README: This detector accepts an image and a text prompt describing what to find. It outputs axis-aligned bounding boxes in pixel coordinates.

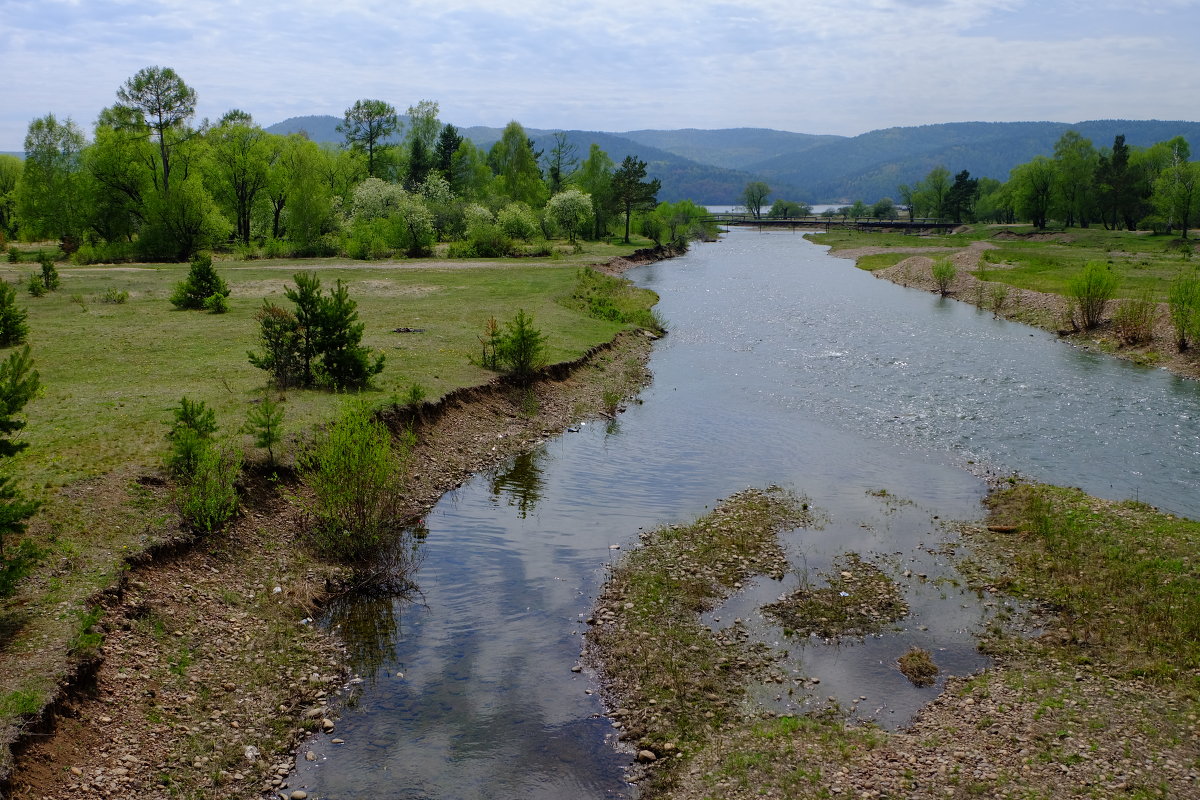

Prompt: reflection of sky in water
[293,229,1200,799]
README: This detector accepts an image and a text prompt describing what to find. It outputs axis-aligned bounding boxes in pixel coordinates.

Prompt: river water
[289,228,1200,799]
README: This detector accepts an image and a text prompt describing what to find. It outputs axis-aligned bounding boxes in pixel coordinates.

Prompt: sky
[2,0,1198,151]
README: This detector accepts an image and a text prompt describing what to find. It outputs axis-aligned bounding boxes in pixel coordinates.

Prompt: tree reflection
[488,449,546,519]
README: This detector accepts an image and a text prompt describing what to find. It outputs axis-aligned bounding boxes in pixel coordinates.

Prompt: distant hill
[617,127,841,171]
[742,120,1200,203]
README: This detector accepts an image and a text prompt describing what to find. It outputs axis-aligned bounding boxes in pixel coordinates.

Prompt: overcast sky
[2,0,1198,151]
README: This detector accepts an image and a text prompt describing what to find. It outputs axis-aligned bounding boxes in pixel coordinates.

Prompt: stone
[321,718,335,732]
[637,750,657,763]
[305,751,316,761]
[290,791,308,800]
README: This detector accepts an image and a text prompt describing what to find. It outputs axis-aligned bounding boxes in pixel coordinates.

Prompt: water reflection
[324,594,405,685]
[488,449,547,518]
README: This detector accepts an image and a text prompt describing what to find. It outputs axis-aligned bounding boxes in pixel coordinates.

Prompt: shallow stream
[290,228,1200,799]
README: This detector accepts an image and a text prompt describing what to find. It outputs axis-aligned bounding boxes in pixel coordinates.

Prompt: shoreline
[825,241,1200,381]
[3,254,670,798]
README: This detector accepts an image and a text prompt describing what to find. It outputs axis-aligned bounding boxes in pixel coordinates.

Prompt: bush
[166,397,218,478]
[204,293,229,314]
[1168,272,1200,351]
[70,241,136,265]
[38,255,60,292]
[101,287,129,304]
[931,258,956,295]
[497,203,540,241]
[1112,291,1157,346]
[170,253,230,310]
[176,444,241,532]
[25,273,45,298]
[1067,261,1118,330]
[5,248,18,264]
[0,282,29,347]
[495,309,547,384]
[300,401,416,568]
[562,267,664,332]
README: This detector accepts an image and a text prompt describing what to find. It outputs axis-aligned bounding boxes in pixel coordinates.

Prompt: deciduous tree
[741,181,770,219]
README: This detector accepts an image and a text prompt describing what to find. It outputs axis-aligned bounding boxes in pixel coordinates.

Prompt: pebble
[290,791,308,800]
[637,749,657,763]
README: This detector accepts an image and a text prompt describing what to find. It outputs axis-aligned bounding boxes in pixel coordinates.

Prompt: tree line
[0,66,714,262]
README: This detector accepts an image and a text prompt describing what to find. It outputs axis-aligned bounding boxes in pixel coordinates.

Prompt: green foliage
[563,267,664,332]
[741,181,770,218]
[497,202,541,241]
[612,155,661,244]
[931,258,957,295]
[6,248,18,264]
[401,383,427,408]
[39,254,60,292]
[176,443,241,532]
[767,199,811,219]
[170,253,230,310]
[1111,291,1157,346]
[166,397,217,477]
[0,281,29,346]
[338,99,399,179]
[1167,272,1200,351]
[101,287,129,304]
[0,346,41,597]
[494,309,547,384]
[243,393,284,466]
[248,273,384,390]
[26,273,46,298]
[1067,261,1118,330]
[203,293,229,314]
[300,401,410,565]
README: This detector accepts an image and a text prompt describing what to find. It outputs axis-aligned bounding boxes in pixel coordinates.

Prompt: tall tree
[575,143,615,239]
[611,155,660,244]
[83,107,154,243]
[205,110,273,244]
[1052,131,1098,228]
[0,156,21,239]
[1011,157,1055,229]
[1152,141,1199,238]
[914,166,951,219]
[115,66,197,194]
[15,114,87,244]
[741,181,770,219]
[434,123,464,187]
[489,121,547,207]
[1096,135,1146,231]
[545,132,579,196]
[404,100,440,188]
[338,99,399,179]
[943,170,978,224]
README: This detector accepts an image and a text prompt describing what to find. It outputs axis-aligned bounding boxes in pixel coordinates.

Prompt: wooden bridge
[704,213,960,232]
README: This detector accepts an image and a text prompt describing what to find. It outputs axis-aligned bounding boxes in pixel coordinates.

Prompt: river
[288,227,1200,799]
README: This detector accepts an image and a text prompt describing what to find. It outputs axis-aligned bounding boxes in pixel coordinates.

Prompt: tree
[0,155,23,239]
[0,282,29,347]
[1067,262,1118,330]
[15,114,87,244]
[1011,157,1055,229]
[575,144,615,239]
[546,189,592,243]
[612,155,660,244]
[1096,135,1146,231]
[1052,131,1098,228]
[0,346,41,596]
[943,170,978,224]
[870,197,897,219]
[495,309,547,384]
[338,99,400,179]
[768,199,811,219]
[914,166,951,219]
[170,252,230,310]
[545,132,579,195]
[205,110,273,244]
[249,273,384,389]
[741,181,770,219]
[434,123,464,186]
[1152,141,1198,238]
[82,109,154,244]
[489,121,547,207]
[115,66,198,195]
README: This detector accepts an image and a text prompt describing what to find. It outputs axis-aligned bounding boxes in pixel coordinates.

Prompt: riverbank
[587,482,1200,799]
[822,236,1200,381]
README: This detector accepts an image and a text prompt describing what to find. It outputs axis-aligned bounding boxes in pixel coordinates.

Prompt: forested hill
[265,116,1200,205]
[739,120,1200,203]
[265,116,787,204]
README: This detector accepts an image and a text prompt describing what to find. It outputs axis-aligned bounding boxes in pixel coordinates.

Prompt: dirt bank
[3,328,656,800]
[828,243,1200,380]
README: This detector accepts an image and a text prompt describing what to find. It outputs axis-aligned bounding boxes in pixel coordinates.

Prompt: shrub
[5,248,18,264]
[38,255,60,292]
[101,287,129,304]
[176,444,241,532]
[204,293,229,314]
[986,282,1010,316]
[930,258,956,295]
[169,253,230,310]
[0,282,29,347]
[248,302,304,388]
[166,397,218,478]
[1168,272,1200,351]
[243,392,284,467]
[1112,291,1158,346]
[497,203,540,241]
[495,309,547,384]
[1067,261,1118,330]
[25,273,45,298]
[300,401,417,568]
[401,383,426,408]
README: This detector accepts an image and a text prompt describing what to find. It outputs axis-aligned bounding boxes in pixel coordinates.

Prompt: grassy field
[3,240,659,489]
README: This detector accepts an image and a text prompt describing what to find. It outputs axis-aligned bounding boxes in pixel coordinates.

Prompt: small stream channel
[288,228,1200,799]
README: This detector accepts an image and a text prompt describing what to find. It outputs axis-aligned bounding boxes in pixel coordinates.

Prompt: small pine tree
[496,309,547,384]
[166,397,218,477]
[244,393,284,466]
[26,273,46,298]
[170,253,230,310]
[39,254,60,292]
[0,346,41,596]
[0,281,29,347]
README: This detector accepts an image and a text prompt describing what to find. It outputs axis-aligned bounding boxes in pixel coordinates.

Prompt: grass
[983,482,1200,682]
[4,240,654,488]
